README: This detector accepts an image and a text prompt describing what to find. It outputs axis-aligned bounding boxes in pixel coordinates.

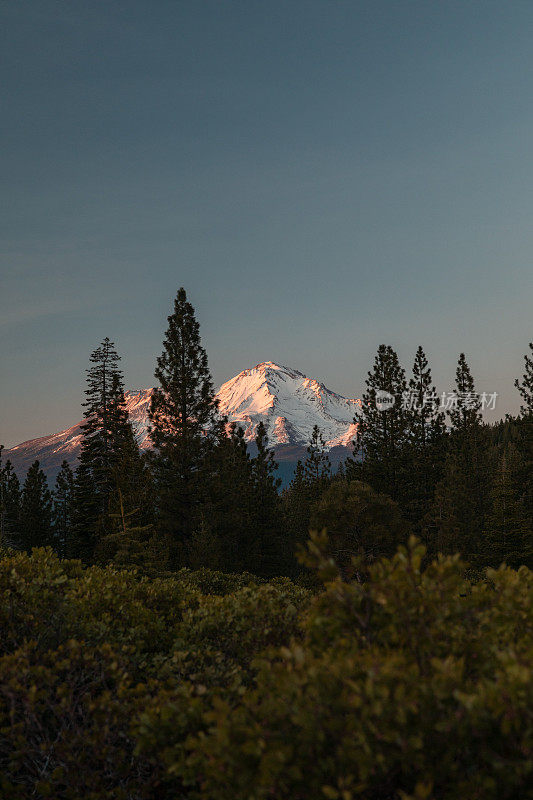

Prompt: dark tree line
[1,289,531,576]
[347,343,532,569]
[0,289,288,577]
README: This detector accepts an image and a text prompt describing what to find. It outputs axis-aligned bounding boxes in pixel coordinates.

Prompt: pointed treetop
[449,353,481,432]
[515,342,533,415]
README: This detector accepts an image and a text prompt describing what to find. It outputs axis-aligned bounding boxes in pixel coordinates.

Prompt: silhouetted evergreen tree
[284,426,332,563]
[515,341,533,415]
[283,460,308,556]
[0,454,20,547]
[80,338,123,511]
[432,354,490,561]
[71,338,135,561]
[69,459,99,561]
[148,288,219,562]
[19,461,52,552]
[355,344,410,504]
[405,346,448,534]
[303,425,331,485]
[485,442,531,568]
[52,460,75,556]
[108,374,155,533]
[251,422,284,577]
[449,352,482,433]
[191,422,257,572]
[514,342,533,535]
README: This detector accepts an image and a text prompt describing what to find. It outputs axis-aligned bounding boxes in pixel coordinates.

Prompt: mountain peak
[5,361,361,480]
[217,361,360,447]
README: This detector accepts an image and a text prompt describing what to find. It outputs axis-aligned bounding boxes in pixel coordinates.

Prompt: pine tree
[405,346,447,534]
[93,485,157,570]
[191,422,256,572]
[71,338,135,561]
[355,344,410,504]
[432,354,490,562]
[52,460,75,556]
[515,341,533,415]
[19,460,53,552]
[251,422,284,577]
[148,288,219,560]
[514,343,533,532]
[485,442,532,568]
[0,455,21,547]
[108,373,154,532]
[283,460,309,557]
[70,458,99,561]
[449,352,482,433]
[303,425,331,485]
[284,426,332,564]
[80,338,123,510]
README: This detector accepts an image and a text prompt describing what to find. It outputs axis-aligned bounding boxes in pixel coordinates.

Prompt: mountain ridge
[4,362,360,480]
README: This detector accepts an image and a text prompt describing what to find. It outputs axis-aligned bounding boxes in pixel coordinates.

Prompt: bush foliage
[0,542,531,799]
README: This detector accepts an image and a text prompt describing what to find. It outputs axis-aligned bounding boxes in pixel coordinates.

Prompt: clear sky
[1,0,532,447]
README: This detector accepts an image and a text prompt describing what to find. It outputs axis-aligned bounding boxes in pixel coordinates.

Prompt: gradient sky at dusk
[2,1,532,447]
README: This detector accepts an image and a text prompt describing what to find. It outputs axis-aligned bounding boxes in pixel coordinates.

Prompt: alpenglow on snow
[5,362,361,478]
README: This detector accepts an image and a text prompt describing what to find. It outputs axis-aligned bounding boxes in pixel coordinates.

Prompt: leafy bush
[0,640,163,799]
[0,541,531,799]
[175,566,263,596]
[0,548,83,654]
[310,480,409,577]
[179,534,533,800]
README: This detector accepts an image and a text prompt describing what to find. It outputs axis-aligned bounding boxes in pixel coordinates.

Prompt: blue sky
[1,0,532,447]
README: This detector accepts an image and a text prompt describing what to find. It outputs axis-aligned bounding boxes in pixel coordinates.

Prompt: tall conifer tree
[514,341,533,530]
[0,455,21,547]
[19,460,53,552]
[485,442,532,568]
[284,426,332,562]
[405,346,447,533]
[432,354,490,561]
[71,338,135,561]
[251,422,284,577]
[449,352,482,433]
[355,344,410,504]
[107,374,154,532]
[192,422,256,572]
[52,460,75,557]
[149,288,219,558]
[303,425,331,485]
[515,341,533,415]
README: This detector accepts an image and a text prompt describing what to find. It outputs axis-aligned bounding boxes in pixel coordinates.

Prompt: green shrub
[63,566,200,669]
[175,566,263,596]
[0,640,163,799]
[310,480,409,578]
[0,548,83,654]
[174,535,533,800]
[1,540,531,799]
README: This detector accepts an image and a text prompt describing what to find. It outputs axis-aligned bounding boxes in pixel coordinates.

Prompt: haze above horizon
[1,1,532,447]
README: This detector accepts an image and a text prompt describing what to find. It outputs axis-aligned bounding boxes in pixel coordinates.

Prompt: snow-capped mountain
[4,362,360,479]
[217,362,359,447]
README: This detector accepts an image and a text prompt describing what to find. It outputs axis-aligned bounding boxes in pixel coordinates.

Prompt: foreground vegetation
[1,288,531,797]
[1,289,531,580]
[0,538,531,799]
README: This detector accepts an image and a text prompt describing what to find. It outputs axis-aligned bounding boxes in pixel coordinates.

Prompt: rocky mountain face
[5,362,360,480]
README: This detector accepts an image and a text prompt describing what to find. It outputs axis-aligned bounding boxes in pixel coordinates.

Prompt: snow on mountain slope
[217,362,360,447]
[5,389,154,481]
[4,363,360,479]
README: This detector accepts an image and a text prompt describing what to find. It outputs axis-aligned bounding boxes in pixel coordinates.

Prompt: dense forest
[0,288,531,798]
